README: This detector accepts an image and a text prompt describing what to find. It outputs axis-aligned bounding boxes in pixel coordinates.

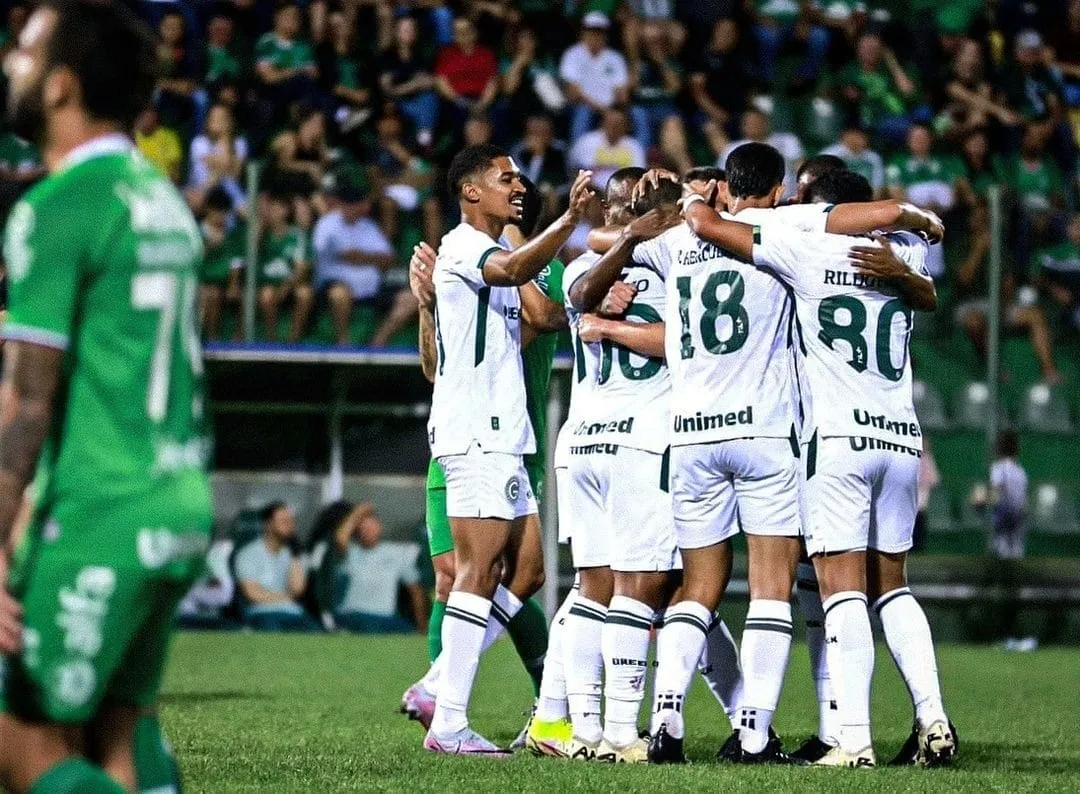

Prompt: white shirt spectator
[559,43,629,109]
[234,538,304,616]
[178,539,236,619]
[991,457,1029,518]
[188,134,248,205]
[821,141,886,194]
[338,541,421,617]
[313,210,395,300]
[568,129,646,189]
[721,133,805,199]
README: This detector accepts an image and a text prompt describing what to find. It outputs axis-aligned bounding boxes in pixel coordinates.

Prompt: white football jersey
[569,263,671,454]
[428,222,535,457]
[753,225,926,447]
[630,204,830,446]
[554,251,604,468]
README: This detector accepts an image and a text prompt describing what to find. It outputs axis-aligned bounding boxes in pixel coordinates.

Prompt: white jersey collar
[60,133,134,171]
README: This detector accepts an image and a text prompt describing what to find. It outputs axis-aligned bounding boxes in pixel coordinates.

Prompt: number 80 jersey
[633,220,801,447]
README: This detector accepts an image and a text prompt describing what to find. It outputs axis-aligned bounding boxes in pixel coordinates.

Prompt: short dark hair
[809,169,873,204]
[447,143,508,198]
[725,142,785,199]
[684,166,725,183]
[261,501,288,524]
[42,0,159,132]
[605,167,646,201]
[204,186,233,214]
[997,428,1020,458]
[634,178,681,215]
[796,153,846,184]
[515,174,543,238]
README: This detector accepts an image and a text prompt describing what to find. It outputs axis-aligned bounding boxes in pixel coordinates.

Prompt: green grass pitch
[162,632,1080,792]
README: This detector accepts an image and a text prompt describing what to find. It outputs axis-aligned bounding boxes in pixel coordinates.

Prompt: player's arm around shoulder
[848,232,938,312]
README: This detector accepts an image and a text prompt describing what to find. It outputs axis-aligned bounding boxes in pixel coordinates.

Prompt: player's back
[571,263,670,454]
[429,221,534,457]
[4,139,211,523]
[754,225,925,446]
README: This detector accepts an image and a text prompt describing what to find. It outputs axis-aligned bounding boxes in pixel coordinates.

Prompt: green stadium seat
[925,487,956,533]
[1031,483,1080,535]
[1018,384,1075,434]
[913,380,949,431]
[953,381,1009,430]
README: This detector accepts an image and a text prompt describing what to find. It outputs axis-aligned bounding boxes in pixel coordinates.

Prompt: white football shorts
[438,442,537,521]
[671,437,802,550]
[802,435,919,556]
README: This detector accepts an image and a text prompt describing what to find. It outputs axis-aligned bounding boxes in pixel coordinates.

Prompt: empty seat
[1031,483,1080,535]
[954,382,989,429]
[913,380,950,431]
[1019,384,1075,434]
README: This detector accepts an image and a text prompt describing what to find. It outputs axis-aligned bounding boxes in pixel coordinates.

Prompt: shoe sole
[529,739,571,759]
[920,739,956,768]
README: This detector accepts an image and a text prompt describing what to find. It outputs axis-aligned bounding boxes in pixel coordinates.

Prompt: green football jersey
[427,259,565,489]
[259,226,308,285]
[255,34,316,71]
[2,136,212,530]
[201,220,245,284]
[885,154,962,189]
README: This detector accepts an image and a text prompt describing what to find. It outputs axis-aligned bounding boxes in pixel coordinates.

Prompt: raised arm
[480,171,594,287]
[824,200,944,243]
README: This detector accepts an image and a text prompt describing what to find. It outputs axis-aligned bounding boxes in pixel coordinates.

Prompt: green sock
[507,597,549,697]
[29,758,125,794]
[427,600,446,662]
[134,714,183,793]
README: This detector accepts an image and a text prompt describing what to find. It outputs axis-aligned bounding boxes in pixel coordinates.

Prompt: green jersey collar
[60,133,134,172]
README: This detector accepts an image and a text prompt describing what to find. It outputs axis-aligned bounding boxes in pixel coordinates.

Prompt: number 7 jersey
[752,225,927,446]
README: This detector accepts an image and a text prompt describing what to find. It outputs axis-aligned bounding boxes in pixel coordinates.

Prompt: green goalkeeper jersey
[2,135,212,531]
[427,258,565,490]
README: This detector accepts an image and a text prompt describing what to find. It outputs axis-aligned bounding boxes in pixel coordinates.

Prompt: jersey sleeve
[631,234,671,278]
[533,258,565,304]
[2,197,82,350]
[886,231,931,277]
[772,202,832,233]
[438,227,502,288]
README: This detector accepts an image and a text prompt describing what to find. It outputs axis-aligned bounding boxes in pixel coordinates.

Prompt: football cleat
[423,727,512,757]
[918,720,958,767]
[400,682,436,730]
[813,745,876,768]
[647,723,686,764]
[716,726,781,763]
[596,736,649,764]
[525,717,575,758]
[791,735,838,764]
[509,704,536,751]
[727,734,807,766]
[567,736,601,761]
[889,720,959,767]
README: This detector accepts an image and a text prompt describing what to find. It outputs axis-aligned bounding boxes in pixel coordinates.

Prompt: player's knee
[434,568,455,602]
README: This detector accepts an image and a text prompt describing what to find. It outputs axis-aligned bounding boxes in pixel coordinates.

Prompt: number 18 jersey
[753,225,926,447]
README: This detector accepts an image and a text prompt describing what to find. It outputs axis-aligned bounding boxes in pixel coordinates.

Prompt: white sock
[536,585,577,722]
[874,587,948,728]
[430,591,491,736]
[796,562,839,745]
[483,584,523,651]
[420,654,445,697]
[739,599,794,754]
[823,591,874,754]
[564,594,608,743]
[602,596,653,747]
[697,616,744,730]
[650,601,712,739]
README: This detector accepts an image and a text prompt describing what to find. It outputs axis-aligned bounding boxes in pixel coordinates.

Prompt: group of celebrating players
[399,138,960,771]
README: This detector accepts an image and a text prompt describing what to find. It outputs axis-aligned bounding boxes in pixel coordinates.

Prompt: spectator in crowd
[832,31,920,145]
[987,430,1029,560]
[313,174,398,346]
[368,110,442,252]
[135,107,183,184]
[938,38,1020,145]
[327,9,374,136]
[568,106,646,189]
[435,16,499,137]
[199,187,245,342]
[955,128,1005,207]
[511,113,569,204]
[177,539,236,630]
[0,1,28,60]
[689,17,758,138]
[499,26,566,134]
[186,102,248,213]
[317,502,427,634]
[267,105,332,198]
[886,124,960,277]
[559,12,630,143]
[627,21,683,151]
[257,190,314,343]
[204,11,243,93]
[463,112,495,147]
[1047,0,1080,113]
[254,1,320,133]
[749,0,830,89]
[379,14,439,148]
[234,502,319,631]
[715,107,804,198]
[1006,124,1069,278]
[155,10,202,133]
[821,124,886,197]
[1001,31,1065,144]
[1035,213,1080,334]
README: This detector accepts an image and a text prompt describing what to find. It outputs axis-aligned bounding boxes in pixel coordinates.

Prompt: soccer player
[401,176,567,749]
[0,2,210,792]
[421,144,591,754]
[681,174,954,768]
